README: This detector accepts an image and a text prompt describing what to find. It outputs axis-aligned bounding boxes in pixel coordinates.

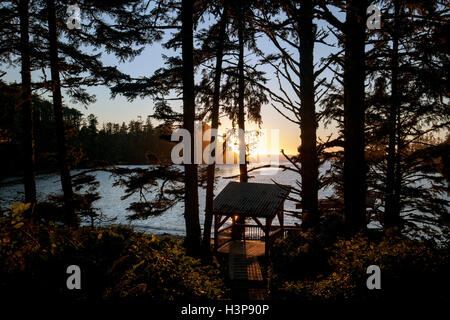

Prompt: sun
[218,129,281,158]
[229,136,241,154]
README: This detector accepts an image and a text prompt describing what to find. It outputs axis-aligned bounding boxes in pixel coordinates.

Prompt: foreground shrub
[271,230,450,303]
[0,203,227,302]
[102,234,227,301]
[270,213,345,282]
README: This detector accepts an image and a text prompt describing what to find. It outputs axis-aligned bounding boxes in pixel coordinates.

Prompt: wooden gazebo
[213,182,290,256]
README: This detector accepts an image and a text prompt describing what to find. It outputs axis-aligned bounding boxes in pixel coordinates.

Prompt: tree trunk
[299,0,319,231]
[384,1,401,230]
[18,0,36,209]
[182,0,201,256]
[237,3,248,183]
[47,0,76,226]
[203,7,227,251]
[393,84,402,227]
[343,0,367,234]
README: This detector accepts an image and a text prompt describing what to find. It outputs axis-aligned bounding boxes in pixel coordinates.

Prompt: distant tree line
[0,81,174,179]
[78,115,175,166]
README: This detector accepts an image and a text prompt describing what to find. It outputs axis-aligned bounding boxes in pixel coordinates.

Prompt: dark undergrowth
[0,203,229,303]
[269,213,450,304]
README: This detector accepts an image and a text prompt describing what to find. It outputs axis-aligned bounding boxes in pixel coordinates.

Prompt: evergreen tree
[45,0,75,224]
[108,0,204,255]
[221,0,267,179]
[236,0,248,182]
[317,0,368,235]
[201,4,229,251]
[257,0,327,230]
[365,0,450,237]
[342,0,368,234]
[18,0,37,210]
[181,0,201,255]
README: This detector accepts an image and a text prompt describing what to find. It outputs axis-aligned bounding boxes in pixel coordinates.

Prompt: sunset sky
[3,12,343,156]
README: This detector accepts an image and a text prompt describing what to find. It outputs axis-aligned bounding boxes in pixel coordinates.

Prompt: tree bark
[47,0,76,226]
[203,7,227,251]
[238,3,248,183]
[18,0,36,209]
[298,0,319,231]
[182,0,201,256]
[343,0,367,234]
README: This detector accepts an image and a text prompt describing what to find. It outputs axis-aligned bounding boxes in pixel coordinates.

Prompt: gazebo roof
[213,182,290,218]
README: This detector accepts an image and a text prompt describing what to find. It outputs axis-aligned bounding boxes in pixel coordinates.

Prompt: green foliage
[271,231,450,303]
[104,234,226,301]
[0,203,227,302]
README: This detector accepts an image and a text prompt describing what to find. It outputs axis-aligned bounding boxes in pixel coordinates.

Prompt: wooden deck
[217,240,266,257]
[217,240,268,300]
[214,226,301,300]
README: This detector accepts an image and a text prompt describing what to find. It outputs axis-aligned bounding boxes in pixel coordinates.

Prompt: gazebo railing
[243,225,265,240]
[215,224,302,249]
